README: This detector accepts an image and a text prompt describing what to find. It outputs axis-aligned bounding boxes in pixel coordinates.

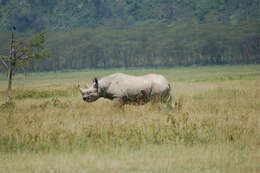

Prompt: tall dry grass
[0,65,259,172]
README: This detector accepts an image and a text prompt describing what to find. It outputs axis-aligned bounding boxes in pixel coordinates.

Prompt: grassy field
[0,65,259,173]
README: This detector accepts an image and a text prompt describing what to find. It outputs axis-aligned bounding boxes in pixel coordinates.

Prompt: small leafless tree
[0,27,49,104]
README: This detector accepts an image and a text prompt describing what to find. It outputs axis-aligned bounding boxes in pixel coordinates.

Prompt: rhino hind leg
[166,95,175,109]
[139,90,150,104]
[153,93,174,109]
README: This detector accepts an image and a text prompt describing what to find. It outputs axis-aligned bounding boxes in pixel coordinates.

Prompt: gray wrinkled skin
[78,73,174,108]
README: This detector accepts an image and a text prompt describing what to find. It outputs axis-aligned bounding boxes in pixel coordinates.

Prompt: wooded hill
[0,0,260,71]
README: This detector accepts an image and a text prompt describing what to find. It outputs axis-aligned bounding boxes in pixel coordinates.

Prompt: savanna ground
[0,65,259,173]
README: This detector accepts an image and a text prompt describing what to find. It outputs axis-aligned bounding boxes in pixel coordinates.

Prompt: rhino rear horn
[85,84,90,88]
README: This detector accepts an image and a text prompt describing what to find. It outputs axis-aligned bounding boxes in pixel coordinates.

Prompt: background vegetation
[0,0,260,71]
[0,65,259,172]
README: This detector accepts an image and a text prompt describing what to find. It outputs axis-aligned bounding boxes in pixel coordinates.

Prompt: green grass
[0,65,259,172]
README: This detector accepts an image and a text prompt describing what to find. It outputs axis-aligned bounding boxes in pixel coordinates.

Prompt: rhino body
[78,73,174,107]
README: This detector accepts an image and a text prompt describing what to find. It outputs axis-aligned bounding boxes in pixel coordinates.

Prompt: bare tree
[0,27,48,104]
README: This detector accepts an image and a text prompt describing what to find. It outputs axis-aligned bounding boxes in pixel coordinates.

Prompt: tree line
[15,21,258,72]
[1,21,260,72]
[0,0,259,72]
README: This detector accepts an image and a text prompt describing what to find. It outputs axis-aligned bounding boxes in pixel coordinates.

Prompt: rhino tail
[167,83,172,93]
[166,83,175,109]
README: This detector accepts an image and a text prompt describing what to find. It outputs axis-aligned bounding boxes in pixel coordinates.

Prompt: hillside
[0,0,259,32]
[0,0,260,71]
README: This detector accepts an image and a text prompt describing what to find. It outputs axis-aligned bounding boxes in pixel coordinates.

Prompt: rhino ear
[93,77,98,89]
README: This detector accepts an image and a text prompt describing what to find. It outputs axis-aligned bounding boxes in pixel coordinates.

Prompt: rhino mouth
[83,97,97,102]
[83,97,92,102]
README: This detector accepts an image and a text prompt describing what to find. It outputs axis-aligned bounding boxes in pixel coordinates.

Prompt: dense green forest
[0,0,260,71]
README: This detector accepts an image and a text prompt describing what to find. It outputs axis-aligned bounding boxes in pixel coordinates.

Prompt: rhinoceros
[78,73,174,108]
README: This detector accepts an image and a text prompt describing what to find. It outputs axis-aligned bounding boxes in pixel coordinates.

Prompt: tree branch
[0,56,8,69]
[17,52,26,59]
[18,54,31,61]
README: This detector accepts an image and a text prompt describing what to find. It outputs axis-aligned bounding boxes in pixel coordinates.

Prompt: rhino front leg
[113,98,125,109]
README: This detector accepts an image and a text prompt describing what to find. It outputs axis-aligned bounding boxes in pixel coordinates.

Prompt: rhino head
[78,77,100,102]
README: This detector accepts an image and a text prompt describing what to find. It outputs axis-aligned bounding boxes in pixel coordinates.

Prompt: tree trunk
[8,31,15,104]
[8,64,14,104]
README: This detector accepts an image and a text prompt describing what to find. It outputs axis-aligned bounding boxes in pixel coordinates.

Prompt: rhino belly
[106,83,152,103]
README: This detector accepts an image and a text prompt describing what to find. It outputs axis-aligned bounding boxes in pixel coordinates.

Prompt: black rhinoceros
[78,73,174,108]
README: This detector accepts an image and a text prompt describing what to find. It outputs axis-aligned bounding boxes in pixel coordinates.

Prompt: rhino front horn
[78,84,84,94]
